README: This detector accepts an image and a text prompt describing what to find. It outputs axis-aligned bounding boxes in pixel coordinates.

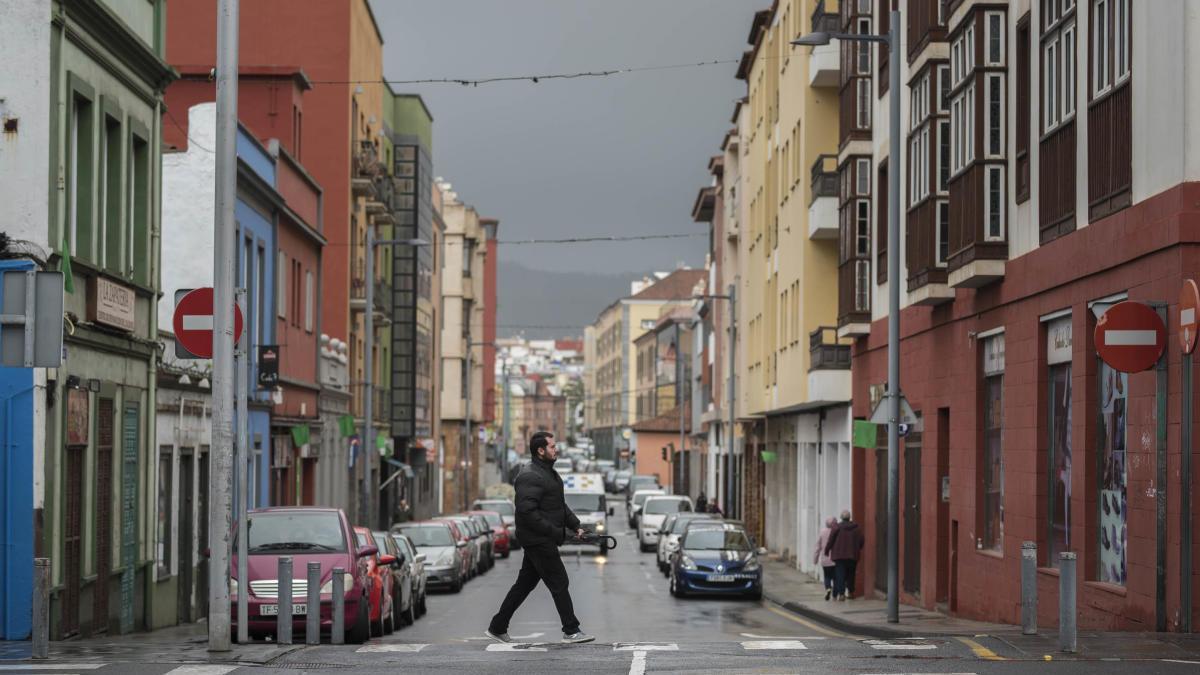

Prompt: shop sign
[89,277,135,332]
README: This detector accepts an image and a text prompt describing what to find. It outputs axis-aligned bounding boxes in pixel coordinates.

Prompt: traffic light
[662,446,668,461]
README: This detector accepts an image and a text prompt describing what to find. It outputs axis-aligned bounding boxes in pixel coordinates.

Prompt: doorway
[196,448,209,620]
[93,397,114,635]
[62,444,84,638]
[177,450,194,624]
[903,433,922,595]
[874,447,887,593]
[936,408,950,604]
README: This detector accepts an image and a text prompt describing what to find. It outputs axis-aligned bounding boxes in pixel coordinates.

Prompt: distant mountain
[497,262,634,340]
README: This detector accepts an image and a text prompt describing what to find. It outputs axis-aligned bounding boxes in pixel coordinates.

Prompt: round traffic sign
[1095,301,1166,373]
[1182,280,1200,354]
[173,287,244,359]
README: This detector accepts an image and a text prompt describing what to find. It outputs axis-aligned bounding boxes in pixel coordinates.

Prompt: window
[857,79,871,129]
[1093,0,1130,95]
[937,119,951,193]
[129,134,149,284]
[878,161,888,283]
[986,165,1005,240]
[1043,1,1076,132]
[1046,315,1073,563]
[102,114,122,272]
[909,126,930,205]
[462,238,474,277]
[304,270,314,332]
[987,74,1004,157]
[277,250,287,318]
[156,446,173,578]
[951,83,976,175]
[982,333,1005,551]
[987,12,1004,65]
[1115,0,1129,82]
[936,201,950,265]
[937,64,950,112]
[1016,15,1032,202]
[855,200,870,256]
[856,159,871,195]
[854,260,870,312]
[69,94,95,261]
[1097,356,1127,584]
[857,18,872,74]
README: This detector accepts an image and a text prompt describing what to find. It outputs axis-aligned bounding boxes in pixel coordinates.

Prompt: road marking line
[864,639,937,650]
[162,667,240,675]
[740,632,827,639]
[741,640,808,650]
[628,649,647,675]
[1163,659,1200,665]
[765,604,846,638]
[613,642,678,651]
[955,636,1005,661]
[0,666,106,671]
[356,643,429,652]
[487,643,546,652]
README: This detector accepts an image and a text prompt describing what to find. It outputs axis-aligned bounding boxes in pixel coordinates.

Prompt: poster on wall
[1098,361,1128,584]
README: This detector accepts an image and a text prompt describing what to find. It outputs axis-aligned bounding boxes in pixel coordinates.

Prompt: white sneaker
[562,631,595,644]
[486,630,513,643]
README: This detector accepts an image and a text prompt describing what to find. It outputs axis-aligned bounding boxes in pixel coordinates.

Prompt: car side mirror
[757,547,768,556]
[415,553,427,563]
[357,545,379,558]
[608,507,614,516]
[379,554,397,566]
[456,541,468,549]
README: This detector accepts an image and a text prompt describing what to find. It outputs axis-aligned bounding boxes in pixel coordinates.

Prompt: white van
[562,473,612,553]
[637,495,693,552]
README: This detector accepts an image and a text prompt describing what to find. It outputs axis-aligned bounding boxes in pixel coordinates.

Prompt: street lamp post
[362,232,429,527]
[694,286,736,518]
[794,10,901,624]
[464,340,493,510]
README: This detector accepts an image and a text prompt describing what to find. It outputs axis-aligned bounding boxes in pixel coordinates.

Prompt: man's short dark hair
[530,431,554,458]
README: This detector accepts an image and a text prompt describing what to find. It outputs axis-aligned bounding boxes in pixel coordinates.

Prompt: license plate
[260,603,307,616]
[706,574,736,582]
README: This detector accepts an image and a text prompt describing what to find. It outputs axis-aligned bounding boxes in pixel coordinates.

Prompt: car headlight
[230,577,238,597]
[436,551,455,566]
[319,573,356,594]
[681,555,697,571]
[596,523,605,531]
[744,558,761,572]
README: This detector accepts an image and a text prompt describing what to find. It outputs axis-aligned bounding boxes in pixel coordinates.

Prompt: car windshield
[477,501,515,517]
[671,516,714,534]
[565,494,604,511]
[480,513,502,526]
[684,529,752,551]
[390,534,415,559]
[371,532,393,555]
[644,499,690,515]
[633,492,664,507]
[398,526,455,547]
[246,511,346,553]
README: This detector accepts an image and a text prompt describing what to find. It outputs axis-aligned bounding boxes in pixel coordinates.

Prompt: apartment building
[839,0,1200,631]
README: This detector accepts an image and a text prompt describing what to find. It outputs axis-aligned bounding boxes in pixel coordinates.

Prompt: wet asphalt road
[8,501,1200,673]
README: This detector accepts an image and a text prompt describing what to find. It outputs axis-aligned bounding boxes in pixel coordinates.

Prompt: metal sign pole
[886,10,902,623]
[208,0,239,651]
[363,225,375,528]
[235,289,249,644]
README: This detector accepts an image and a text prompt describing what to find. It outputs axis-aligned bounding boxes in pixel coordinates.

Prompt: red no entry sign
[1182,280,1200,355]
[1095,301,1166,373]
[173,287,244,359]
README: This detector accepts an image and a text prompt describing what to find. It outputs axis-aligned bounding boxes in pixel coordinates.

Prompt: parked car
[354,526,395,636]
[469,509,511,558]
[389,531,428,616]
[229,507,373,644]
[612,469,632,493]
[436,516,482,578]
[627,488,666,529]
[657,512,719,574]
[372,530,416,628]
[442,514,490,575]
[472,499,518,549]
[467,514,496,570]
[553,458,575,474]
[669,523,765,600]
[603,468,619,493]
[638,495,693,552]
[394,521,464,593]
[624,475,661,512]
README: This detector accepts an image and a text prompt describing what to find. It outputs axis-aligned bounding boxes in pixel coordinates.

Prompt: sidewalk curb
[764,589,914,639]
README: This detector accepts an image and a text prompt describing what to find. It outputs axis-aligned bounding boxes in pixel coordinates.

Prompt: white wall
[160,103,217,331]
[0,0,51,251]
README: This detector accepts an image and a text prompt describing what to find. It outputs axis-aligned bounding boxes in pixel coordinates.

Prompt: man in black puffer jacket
[487,432,595,644]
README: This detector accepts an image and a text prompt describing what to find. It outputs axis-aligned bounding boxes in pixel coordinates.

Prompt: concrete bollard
[306,562,321,645]
[331,567,345,645]
[277,557,293,645]
[32,558,50,659]
[1058,552,1077,653]
[1021,541,1037,635]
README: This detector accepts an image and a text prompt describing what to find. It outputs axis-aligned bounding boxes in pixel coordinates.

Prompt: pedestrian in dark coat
[824,510,864,600]
[695,491,708,514]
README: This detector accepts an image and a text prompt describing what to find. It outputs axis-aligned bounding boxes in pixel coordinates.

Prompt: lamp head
[791,33,832,46]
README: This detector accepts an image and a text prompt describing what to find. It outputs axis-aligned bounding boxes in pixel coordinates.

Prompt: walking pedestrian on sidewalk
[487,431,595,644]
[695,491,708,514]
[814,516,838,601]
[824,510,864,601]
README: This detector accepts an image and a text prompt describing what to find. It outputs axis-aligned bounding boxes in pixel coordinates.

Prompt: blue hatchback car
[669,523,764,600]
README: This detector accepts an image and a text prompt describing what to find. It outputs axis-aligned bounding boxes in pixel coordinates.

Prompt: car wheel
[419,592,428,615]
[452,577,463,593]
[599,541,609,554]
[501,549,510,559]
[404,595,417,626]
[348,596,371,644]
[670,572,686,598]
[384,609,395,635]
[748,587,763,601]
[391,588,403,629]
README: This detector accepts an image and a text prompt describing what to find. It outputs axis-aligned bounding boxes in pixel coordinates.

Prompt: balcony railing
[354,140,384,179]
[809,326,852,371]
[351,385,391,420]
[812,0,839,34]
[810,154,838,205]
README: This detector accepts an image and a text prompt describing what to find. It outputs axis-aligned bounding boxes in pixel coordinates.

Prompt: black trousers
[833,559,858,598]
[489,543,580,634]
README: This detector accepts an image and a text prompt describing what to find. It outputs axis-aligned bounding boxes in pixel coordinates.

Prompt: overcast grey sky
[370,1,757,275]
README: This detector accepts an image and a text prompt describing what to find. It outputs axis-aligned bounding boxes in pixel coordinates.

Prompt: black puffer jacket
[514,456,581,547]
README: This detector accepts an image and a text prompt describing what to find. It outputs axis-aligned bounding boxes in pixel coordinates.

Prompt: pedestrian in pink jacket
[814,517,837,600]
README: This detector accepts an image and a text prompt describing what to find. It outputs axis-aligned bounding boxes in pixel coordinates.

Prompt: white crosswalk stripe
[740,640,808,650]
[356,643,429,653]
[0,666,106,671]
[162,667,240,675]
[863,639,938,650]
[612,642,678,651]
[486,643,546,652]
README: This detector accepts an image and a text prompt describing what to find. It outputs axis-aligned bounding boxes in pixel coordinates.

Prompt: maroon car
[230,507,375,643]
[469,510,511,558]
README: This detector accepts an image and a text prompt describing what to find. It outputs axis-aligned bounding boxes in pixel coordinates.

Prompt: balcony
[350,262,392,316]
[906,199,955,306]
[808,326,852,402]
[352,140,383,198]
[367,174,392,223]
[808,155,838,240]
[947,164,1008,289]
[837,259,871,338]
[809,1,840,88]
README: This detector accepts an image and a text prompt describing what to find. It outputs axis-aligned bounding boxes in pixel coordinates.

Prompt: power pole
[362,225,376,528]
[208,0,238,652]
[502,359,511,481]
[464,343,472,511]
[234,289,248,644]
[726,283,736,518]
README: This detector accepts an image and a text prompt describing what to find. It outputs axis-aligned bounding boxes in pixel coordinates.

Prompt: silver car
[394,522,464,593]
